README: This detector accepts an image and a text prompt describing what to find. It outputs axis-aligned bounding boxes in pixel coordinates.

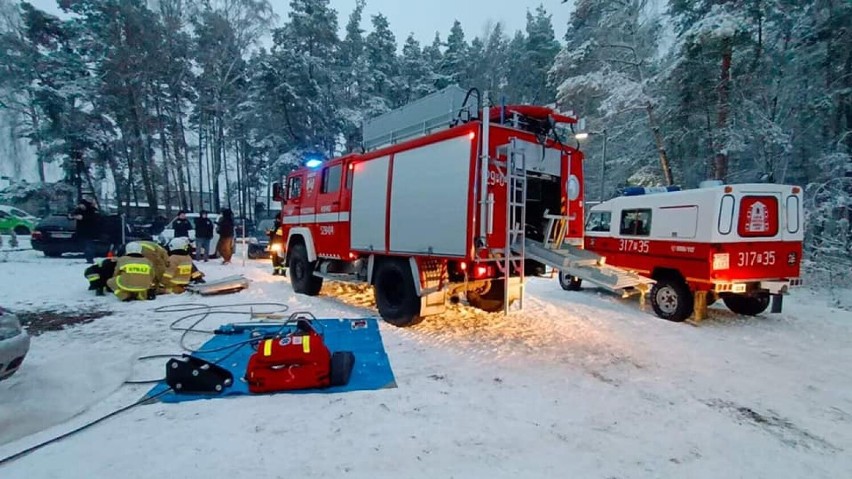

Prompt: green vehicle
[0,208,36,235]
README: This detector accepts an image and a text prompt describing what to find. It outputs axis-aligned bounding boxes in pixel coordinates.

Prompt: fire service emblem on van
[746,201,769,233]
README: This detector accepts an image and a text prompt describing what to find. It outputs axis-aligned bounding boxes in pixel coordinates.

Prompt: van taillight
[31,231,42,240]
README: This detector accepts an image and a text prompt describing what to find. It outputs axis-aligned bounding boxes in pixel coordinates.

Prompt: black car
[247,219,279,259]
[31,214,134,257]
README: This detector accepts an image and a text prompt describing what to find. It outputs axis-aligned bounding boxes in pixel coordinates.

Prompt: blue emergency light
[303,152,325,168]
[619,185,682,197]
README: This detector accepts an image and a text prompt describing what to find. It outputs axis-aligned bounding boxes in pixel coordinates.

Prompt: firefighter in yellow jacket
[161,237,201,294]
[107,242,156,301]
[136,240,169,286]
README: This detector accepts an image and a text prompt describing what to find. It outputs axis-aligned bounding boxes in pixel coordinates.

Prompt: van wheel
[373,259,423,327]
[13,225,30,235]
[289,243,322,296]
[650,278,693,322]
[558,271,583,291]
[723,293,770,316]
[467,279,508,312]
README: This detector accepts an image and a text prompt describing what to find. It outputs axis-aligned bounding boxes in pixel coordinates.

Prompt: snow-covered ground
[1,240,851,478]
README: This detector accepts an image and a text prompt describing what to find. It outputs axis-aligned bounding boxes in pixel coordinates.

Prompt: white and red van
[582,183,804,321]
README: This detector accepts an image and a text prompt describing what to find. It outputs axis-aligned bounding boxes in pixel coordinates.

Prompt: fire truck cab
[582,183,804,321]
[273,86,589,327]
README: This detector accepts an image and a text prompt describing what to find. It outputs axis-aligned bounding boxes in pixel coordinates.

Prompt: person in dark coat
[194,210,214,262]
[216,208,235,264]
[172,210,192,239]
[69,199,99,264]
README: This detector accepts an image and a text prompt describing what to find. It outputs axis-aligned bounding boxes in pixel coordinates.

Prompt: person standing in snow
[68,199,99,264]
[216,208,235,264]
[172,210,192,239]
[194,210,214,262]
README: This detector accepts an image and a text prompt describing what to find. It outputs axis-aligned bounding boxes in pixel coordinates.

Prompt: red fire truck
[272,87,600,326]
[579,183,804,321]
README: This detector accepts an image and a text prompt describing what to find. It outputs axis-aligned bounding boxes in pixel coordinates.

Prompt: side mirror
[272,182,284,202]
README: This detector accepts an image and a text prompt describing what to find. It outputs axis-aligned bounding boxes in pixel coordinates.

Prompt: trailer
[579,183,804,321]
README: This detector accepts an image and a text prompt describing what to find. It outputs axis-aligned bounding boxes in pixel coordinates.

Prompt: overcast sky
[30,0,576,45]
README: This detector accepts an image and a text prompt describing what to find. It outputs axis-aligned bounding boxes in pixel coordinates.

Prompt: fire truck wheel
[722,293,770,316]
[373,260,423,327]
[650,279,693,322]
[466,280,508,313]
[290,243,323,296]
[558,272,583,291]
[329,351,355,387]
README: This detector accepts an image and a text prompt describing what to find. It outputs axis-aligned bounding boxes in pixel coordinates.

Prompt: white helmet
[125,242,143,255]
[169,237,190,251]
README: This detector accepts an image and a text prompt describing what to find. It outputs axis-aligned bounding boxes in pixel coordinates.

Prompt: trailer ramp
[515,238,654,296]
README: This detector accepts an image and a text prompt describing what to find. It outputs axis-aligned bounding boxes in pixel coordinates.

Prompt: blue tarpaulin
[146,317,396,403]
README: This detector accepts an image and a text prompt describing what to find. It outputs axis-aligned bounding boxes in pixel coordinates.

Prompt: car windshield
[256,220,275,233]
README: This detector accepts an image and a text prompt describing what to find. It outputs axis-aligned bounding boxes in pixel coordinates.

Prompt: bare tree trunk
[26,93,46,183]
[155,92,173,216]
[645,104,674,185]
[713,37,733,182]
[213,113,223,211]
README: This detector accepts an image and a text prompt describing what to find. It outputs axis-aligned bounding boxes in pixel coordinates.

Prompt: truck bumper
[713,278,803,295]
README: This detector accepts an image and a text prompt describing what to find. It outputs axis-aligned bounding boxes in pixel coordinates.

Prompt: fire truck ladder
[497,139,527,314]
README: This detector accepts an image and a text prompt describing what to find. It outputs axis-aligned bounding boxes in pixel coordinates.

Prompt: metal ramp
[516,239,654,295]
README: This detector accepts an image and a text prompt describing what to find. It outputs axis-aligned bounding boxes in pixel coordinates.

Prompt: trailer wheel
[723,293,770,316]
[650,278,693,322]
[289,243,323,296]
[373,260,423,327]
[467,279,508,312]
[558,271,583,291]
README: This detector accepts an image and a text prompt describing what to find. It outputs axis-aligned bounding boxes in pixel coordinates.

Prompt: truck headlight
[0,314,24,341]
[270,243,283,253]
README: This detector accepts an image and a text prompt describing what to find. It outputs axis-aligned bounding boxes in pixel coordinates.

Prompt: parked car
[0,208,36,235]
[0,307,30,381]
[31,214,133,257]
[0,205,40,224]
[156,212,221,257]
[247,219,276,259]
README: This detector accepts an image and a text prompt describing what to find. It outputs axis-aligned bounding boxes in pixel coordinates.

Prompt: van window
[322,165,342,194]
[718,195,735,235]
[620,209,652,236]
[786,195,800,233]
[288,177,302,199]
[658,205,698,238]
[585,211,612,232]
[738,195,779,237]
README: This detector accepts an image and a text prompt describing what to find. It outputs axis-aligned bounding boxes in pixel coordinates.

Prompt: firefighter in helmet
[161,237,205,293]
[141,240,169,281]
[107,242,157,301]
[268,216,285,276]
[84,257,117,296]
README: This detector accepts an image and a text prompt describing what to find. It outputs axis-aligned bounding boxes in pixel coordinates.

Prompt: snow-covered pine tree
[399,34,435,105]
[550,0,669,196]
[363,13,401,114]
[438,20,468,90]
